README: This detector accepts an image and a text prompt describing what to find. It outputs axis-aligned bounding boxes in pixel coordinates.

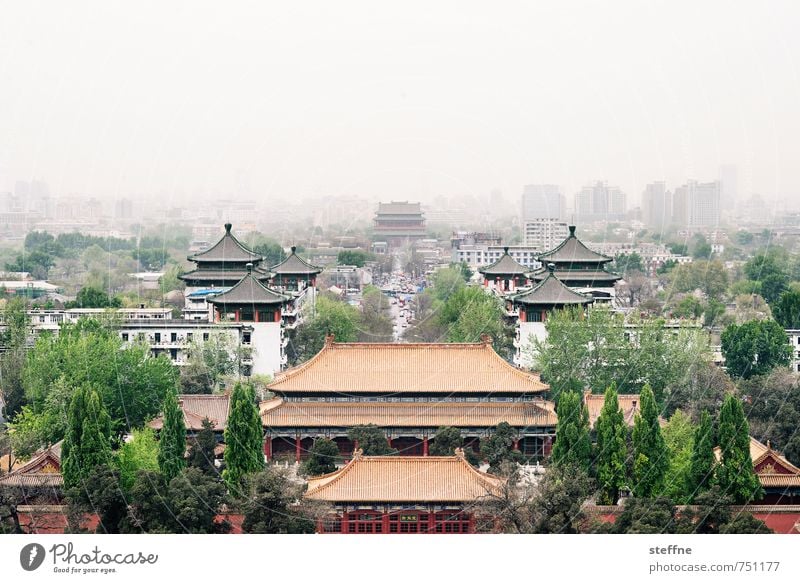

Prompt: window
[187,333,193,342]
[528,310,542,323]
[243,332,251,344]
[154,333,161,343]
[170,348,178,361]
[203,333,209,341]
[170,332,177,342]
[121,333,129,341]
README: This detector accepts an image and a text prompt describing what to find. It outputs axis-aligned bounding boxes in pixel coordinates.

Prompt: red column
[381,513,390,534]
[468,514,476,534]
[513,439,519,451]
[341,511,349,534]
[387,437,392,450]
[295,434,302,462]
[353,439,358,456]
[254,310,259,323]
[544,436,553,457]
[263,436,272,461]
[274,310,281,322]
[235,309,240,322]
[423,437,429,456]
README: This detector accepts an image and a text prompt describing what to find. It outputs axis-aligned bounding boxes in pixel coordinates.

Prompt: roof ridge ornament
[290,245,297,254]
[569,225,576,237]
[225,222,232,233]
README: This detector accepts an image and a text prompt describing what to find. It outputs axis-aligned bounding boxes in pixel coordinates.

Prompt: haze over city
[1,0,799,209]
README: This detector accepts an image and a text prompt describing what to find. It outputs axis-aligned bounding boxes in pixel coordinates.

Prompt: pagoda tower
[478,247,530,293]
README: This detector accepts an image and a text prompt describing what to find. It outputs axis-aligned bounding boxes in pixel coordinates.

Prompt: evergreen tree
[687,410,716,500]
[187,418,218,475]
[347,425,397,456]
[550,390,591,473]
[223,383,265,492]
[481,422,524,474]
[430,426,464,456]
[302,438,340,476]
[158,386,186,483]
[61,386,111,490]
[594,385,628,504]
[716,394,764,503]
[631,385,669,498]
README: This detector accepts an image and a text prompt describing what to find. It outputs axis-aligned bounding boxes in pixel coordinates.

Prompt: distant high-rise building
[672,180,720,229]
[574,181,626,221]
[641,181,672,229]
[521,184,564,221]
[523,219,569,251]
[719,164,738,209]
[115,198,134,220]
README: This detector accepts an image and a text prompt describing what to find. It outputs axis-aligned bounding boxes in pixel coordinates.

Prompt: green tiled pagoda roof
[511,268,593,306]
[478,248,529,276]
[187,223,262,263]
[207,266,290,306]
[536,225,613,264]
[269,247,322,276]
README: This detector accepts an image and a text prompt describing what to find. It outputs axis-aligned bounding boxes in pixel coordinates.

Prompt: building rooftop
[207,266,290,306]
[375,201,424,216]
[180,267,273,284]
[149,394,231,431]
[269,246,323,276]
[187,223,262,263]
[304,449,503,503]
[511,267,594,306]
[0,442,63,489]
[260,397,556,428]
[584,392,642,428]
[478,248,530,276]
[268,338,548,394]
[537,225,614,264]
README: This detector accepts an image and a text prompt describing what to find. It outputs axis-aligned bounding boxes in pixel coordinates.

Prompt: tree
[240,467,317,533]
[613,252,644,274]
[429,426,480,465]
[739,368,800,464]
[285,296,360,365]
[721,320,791,379]
[187,418,218,475]
[661,410,694,503]
[772,290,800,329]
[481,422,523,474]
[550,391,591,473]
[65,286,122,309]
[594,385,628,504]
[0,297,28,419]
[65,465,127,534]
[61,386,112,490]
[716,394,763,503]
[253,240,287,266]
[337,250,373,268]
[611,497,682,533]
[744,252,789,305]
[157,386,186,483]
[347,425,396,456]
[631,385,669,498]
[671,295,704,319]
[663,360,732,421]
[117,427,159,492]
[358,286,393,342]
[686,411,716,501]
[302,438,340,476]
[669,260,729,299]
[223,383,265,492]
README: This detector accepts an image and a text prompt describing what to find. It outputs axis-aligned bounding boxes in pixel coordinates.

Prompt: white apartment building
[523,218,569,250]
[452,245,543,270]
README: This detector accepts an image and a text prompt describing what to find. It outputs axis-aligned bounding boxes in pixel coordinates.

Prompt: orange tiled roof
[149,394,230,431]
[268,339,548,394]
[260,397,556,428]
[714,436,800,490]
[584,392,641,428]
[304,449,503,503]
[0,444,63,489]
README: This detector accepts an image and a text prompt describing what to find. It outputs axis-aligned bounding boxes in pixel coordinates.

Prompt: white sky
[1,0,798,206]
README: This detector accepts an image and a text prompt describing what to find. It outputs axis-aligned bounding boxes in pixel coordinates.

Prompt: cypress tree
[223,383,265,492]
[631,384,669,498]
[551,390,591,473]
[716,394,763,503]
[188,418,218,475]
[594,384,628,504]
[61,386,112,490]
[158,385,186,483]
[687,410,715,500]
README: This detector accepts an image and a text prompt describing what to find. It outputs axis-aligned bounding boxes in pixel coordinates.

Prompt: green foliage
[481,422,524,474]
[660,410,694,503]
[669,260,729,299]
[744,252,789,305]
[0,298,28,419]
[117,427,159,492]
[527,465,592,534]
[158,386,186,483]
[533,306,710,402]
[302,438,340,476]
[671,296,703,319]
[358,286,393,342]
[613,252,644,274]
[253,240,287,267]
[740,369,800,466]
[20,319,178,447]
[687,411,716,501]
[180,332,241,393]
[65,465,127,534]
[61,386,112,490]
[240,467,316,533]
[594,385,628,505]
[347,425,396,456]
[721,319,791,379]
[336,250,373,268]
[429,426,480,465]
[611,497,682,533]
[772,290,800,329]
[187,418,218,475]
[65,286,122,309]
[550,391,591,473]
[716,394,763,503]
[667,242,688,256]
[631,385,669,498]
[222,383,265,492]
[286,296,359,364]
[439,286,509,349]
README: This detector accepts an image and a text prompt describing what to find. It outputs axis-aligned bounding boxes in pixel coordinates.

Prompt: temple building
[715,437,800,505]
[305,449,502,533]
[529,225,620,301]
[0,443,63,505]
[508,264,594,366]
[373,201,427,247]
[267,246,323,331]
[260,338,556,462]
[478,247,531,294]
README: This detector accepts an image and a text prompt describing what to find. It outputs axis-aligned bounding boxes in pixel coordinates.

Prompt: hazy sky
[1,1,798,207]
